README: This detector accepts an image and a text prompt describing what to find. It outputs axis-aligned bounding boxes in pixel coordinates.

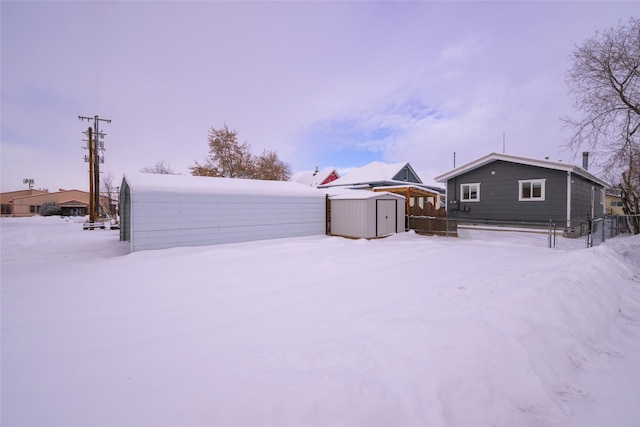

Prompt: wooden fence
[407,202,455,236]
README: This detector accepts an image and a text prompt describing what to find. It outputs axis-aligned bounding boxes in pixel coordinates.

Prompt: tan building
[605,191,625,215]
[1,189,111,217]
[1,189,49,215]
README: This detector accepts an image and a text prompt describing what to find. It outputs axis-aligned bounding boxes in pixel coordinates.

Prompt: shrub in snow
[39,202,61,216]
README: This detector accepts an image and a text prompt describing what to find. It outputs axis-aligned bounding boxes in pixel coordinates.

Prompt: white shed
[329,190,406,239]
[119,173,326,252]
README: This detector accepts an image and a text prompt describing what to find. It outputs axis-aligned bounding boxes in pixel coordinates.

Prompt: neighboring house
[4,189,110,217]
[1,189,49,216]
[319,161,444,211]
[434,152,609,225]
[605,190,625,215]
[320,161,422,189]
[296,167,340,187]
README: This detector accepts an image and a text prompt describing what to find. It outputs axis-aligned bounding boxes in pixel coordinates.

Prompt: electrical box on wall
[449,200,459,210]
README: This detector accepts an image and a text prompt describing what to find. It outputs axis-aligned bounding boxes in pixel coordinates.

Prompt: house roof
[124,172,325,198]
[319,161,422,188]
[296,168,338,187]
[9,189,90,202]
[434,152,610,187]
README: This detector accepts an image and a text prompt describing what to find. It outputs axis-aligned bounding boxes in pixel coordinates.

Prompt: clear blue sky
[1,1,636,191]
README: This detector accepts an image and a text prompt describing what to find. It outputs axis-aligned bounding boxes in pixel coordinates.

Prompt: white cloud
[1,1,636,191]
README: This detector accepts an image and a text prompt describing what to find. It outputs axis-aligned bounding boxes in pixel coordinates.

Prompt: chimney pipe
[582,152,589,170]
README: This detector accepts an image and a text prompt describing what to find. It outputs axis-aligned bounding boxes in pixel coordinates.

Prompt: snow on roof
[371,185,440,196]
[124,172,325,198]
[324,188,405,200]
[296,168,337,187]
[321,161,411,187]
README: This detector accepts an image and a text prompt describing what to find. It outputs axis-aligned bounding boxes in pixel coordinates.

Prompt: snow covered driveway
[1,217,639,426]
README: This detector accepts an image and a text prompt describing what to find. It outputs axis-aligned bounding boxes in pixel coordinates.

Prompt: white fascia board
[404,163,423,184]
[434,152,610,187]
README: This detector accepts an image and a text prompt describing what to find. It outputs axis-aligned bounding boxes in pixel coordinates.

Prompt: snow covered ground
[1,216,639,427]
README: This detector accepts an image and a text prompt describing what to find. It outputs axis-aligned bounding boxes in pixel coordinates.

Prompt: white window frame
[460,183,480,202]
[518,179,546,201]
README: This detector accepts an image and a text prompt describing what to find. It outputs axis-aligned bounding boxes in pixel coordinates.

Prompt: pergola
[372,185,440,214]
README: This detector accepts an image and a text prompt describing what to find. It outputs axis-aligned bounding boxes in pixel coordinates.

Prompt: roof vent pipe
[582,152,589,170]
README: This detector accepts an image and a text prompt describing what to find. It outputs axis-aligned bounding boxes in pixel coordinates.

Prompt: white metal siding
[396,200,405,233]
[330,199,374,238]
[330,193,405,239]
[127,187,325,252]
[376,199,397,236]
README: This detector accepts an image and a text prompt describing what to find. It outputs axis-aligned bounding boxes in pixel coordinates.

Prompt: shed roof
[434,152,609,187]
[123,172,325,198]
[329,190,406,200]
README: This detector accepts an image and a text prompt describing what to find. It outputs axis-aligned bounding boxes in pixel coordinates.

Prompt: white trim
[460,183,480,202]
[434,152,609,187]
[566,172,571,227]
[518,179,546,201]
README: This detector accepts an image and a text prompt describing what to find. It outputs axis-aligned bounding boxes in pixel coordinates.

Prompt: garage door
[376,199,397,236]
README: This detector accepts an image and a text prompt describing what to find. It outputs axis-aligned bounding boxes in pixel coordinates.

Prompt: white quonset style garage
[119,173,326,252]
[329,191,406,239]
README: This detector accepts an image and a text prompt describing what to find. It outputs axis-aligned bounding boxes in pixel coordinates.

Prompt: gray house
[434,153,608,225]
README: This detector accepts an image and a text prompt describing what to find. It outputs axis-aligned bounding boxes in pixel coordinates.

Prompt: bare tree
[190,124,291,181]
[140,160,177,175]
[563,17,639,233]
[100,172,119,217]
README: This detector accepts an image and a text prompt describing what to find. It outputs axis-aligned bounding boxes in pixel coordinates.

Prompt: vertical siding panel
[330,194,405,238]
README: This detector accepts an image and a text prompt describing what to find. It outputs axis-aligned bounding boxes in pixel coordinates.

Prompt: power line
[79,115,111,222]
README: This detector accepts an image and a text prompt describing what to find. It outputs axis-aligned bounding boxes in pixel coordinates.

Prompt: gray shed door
[376,199,397,236]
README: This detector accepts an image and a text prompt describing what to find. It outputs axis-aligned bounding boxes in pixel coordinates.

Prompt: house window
[30,205,36,213]
[519,179,545,201]
[461,183,480,202]
[1,204,11,215]
[611,201,623,207]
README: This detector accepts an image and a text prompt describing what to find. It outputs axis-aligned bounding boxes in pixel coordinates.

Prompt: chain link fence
[408,215,640,250]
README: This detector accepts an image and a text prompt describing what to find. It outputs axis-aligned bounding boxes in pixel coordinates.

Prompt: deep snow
[1,216,639,427]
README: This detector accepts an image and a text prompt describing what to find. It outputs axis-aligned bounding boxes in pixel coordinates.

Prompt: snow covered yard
[1,216,639,427]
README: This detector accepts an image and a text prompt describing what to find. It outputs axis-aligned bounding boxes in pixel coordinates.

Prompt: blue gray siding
[392,166,421,183]
[570,173,605,220]
[446,161,568,222]
[445,160,606,222]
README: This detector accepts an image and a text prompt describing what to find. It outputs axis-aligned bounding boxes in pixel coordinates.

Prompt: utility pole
[79,115,111,223]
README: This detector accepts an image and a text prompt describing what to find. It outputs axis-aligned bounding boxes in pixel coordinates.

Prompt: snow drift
[1,216,639,426]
